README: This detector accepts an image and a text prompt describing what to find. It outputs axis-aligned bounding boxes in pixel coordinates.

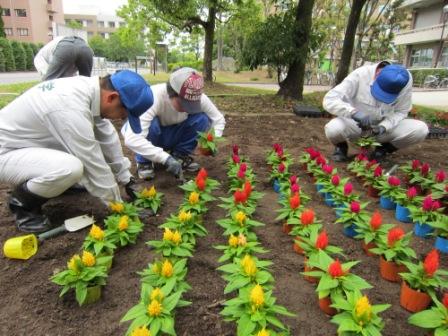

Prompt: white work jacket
[122,83,226,164]
[0,76,131,203]
[323,63,413,131]
[33,36,66,78]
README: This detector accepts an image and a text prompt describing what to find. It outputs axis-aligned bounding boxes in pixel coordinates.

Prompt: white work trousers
[0,147,83,198]
[324,117,429,149]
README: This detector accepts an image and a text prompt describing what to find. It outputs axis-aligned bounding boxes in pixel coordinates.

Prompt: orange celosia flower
[196,176,206,191]
[197,168,208,180]
[423,249,439,277]
[442,293,448,308]
[289,192,300,209]
[206,133,213,142]
[370,211,382,230]
[244,180,252,197]
[328,260,344,278]
[387,227,405,247]
[234,189,247,204]
[315,230,328,250]
[300,209,314,225]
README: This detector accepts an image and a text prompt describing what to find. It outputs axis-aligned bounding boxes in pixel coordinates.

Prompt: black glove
[165,156,182,178]
[124,177,138,201]
[352,111,372,130]
[372,125,386,136]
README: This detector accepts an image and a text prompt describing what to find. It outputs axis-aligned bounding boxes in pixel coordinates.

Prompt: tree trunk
[277,0,315,100]
[335,0,367,86]
[203,7,216,83]
[217,13,223,71]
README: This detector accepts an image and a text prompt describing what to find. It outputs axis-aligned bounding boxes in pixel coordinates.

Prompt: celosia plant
[298,226,344,262]
[409,195,444,226]
[407,162,435,190]
[378,176,404,200]
[354,211,394,247]
[109,201,140,218]
[139,258,190,293]
[160,209,207,245]
[146,228,194,258]
[51,250,111,306]
[275,192,303,221]
[179,190,209,214]
[394,186,421,208]
[335,201,370,231]
[266,143,292,167]
[104,214,144,247]
[197,128,224,155]
[289,208,323,238]
[216,210,263,241]
[82,224,117,255]
[354,136,381,149]
[215,233,267,263]
[134,186,164,214]
[180,168,220,196]
[219,188,257,215]
[331,289,390,336]
[408,293,448,335]
[370,227,416,264]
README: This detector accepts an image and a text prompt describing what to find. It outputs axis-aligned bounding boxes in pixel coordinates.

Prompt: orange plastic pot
[293,237,304,255]
[318,296,337,316]
[379,256,407,282]
[199,147,212,156]
[400,281,431,312]
[362,241,376,257]
[367,185,380,198]
[303,257,319,284]
[282,222,293,234]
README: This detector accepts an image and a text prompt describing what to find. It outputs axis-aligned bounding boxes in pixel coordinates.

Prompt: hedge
[0,38,15,71]
[409,68,448,87]
[168,60,203,72]
[11,41,26,71]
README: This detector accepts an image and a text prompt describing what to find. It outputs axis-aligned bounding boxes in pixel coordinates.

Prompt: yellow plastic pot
[3,234,38,260]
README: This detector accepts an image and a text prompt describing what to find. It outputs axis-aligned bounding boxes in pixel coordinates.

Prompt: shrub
[168,60,202,72]
[11,41,26,71]
[0,49,5,72]
[0,37,15,71]
[23,43,34,70]
[409,68,448,87]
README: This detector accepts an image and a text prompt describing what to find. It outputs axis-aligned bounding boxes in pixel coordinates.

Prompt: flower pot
[83,285,102,305]
[282,222,293,234]
[316,183,324,195]
[400,281,431,313]
[362,241,376,257]
[198,147,212,156]
[3,234,38,260]
[343,224,358,238]
[304,258,319,284]
[380,196,396,210]
[435,236,448,254]
[324,193,335,207]
[273,179,281,193]
[367,185,380,198]
[395,204,412,223]
[293,236,304,254]
[379,256,406,282]
[414,222,434,238]
[318,296,337,316]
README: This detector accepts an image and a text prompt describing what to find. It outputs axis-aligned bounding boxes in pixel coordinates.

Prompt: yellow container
[3,234,38,260]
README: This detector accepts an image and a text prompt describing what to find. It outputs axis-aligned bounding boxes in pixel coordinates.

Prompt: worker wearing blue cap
[0,70,153,233]
[323,61,428,162]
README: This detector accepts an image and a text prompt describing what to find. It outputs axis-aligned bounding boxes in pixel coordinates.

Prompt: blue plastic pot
[316,183,325,195]
[273,179,281,193]
[414,222,434,238]
[435,236,448,254]
[343,224,358,238]
[335,204,347,219]
[325,193,335,207]
[380,196,396,210]
[395,204,412,223]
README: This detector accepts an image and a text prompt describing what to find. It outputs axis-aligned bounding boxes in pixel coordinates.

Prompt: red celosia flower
[291,183,300,193]
[344,183,353,196]
[306,147,320,160]
[323,164,334,175]
[412,160,421,170]
[276,148,284,157]
[423,195,434,212]
[234,189,247,204]
[445,185,448,193]
[237,169,245,179]
[207,133,213,142]
[197,168,208,180]
[432,200,441,211]
[370,211,382,230]
[331,175,340,186]
[240,163,247,172]
[387,176,400,187]
[196,177,206,191]
[315,231,328,250]
[300,209,314,225]
[423,249,439,277]
[316,156,326,166]
[350,201,360,213]
[278,163,285,173]
[356,153,367,161]
[289,193,300,209]
[442,293,448,308]
[273,143,281,151]
[328,260,344,278]
[435,170,446,183]
[406,187,417,199]
[232,154,240,164]
[387,227,405,247]
[232,144,239,155]
[290,175,297,184]
[374,166,383,177]
[367,160,377,169]
[243,180,252,197]
[421,163,430,176]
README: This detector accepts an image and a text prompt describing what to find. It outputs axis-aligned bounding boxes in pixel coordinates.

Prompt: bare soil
[0,99,446,336]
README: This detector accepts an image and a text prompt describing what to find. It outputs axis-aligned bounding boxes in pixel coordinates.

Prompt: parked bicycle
[422,74,448,89]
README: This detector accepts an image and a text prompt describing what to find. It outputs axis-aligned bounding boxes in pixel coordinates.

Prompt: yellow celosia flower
[89,224,105,240]
[131,326,151,336]
[355,296,372,323]
[163,228,174,241]
[161,260,173,277]
[171,231,182,245]
[257,329,270,336]
[150,287,164,302]
[242,257,257,276]
[189,191,200,205]
[109,202,124,213]
[241,254,252,268]
[238,233,247,246]
[141,186,157,198]
[67,254,81,272]
[250,284,264,307]
[228,235,239,247]
[178,210,192,222]
[235,211,246,226]
[147,299,162,316]
[118,215,129,231]
[81,250,96,267]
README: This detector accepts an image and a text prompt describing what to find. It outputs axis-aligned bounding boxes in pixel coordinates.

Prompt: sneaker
[172,153,200,172]
[137,162,155,180]
[331,142,349,162]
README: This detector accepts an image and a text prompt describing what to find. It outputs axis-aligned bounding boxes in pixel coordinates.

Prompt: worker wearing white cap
[0,70,153,233]
[122,67,226,180]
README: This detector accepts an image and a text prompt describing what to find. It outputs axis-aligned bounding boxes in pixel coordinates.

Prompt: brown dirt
[0,107,446,336]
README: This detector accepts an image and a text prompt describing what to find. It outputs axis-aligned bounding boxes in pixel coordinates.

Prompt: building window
[98,21,104,27]
[49,15,53,21]
[2,8,11,16]
[14,9,27,17]
[4,28,13,36]
[410,48,433,68]
[108,21,116,28]
[440,47,448,67]
[17,28,29,36]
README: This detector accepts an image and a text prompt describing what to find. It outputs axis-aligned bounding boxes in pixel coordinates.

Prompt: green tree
[11,41,26,70]
[0,7,5,38]
[0,37,15,71]
[0,49,6,71]
[30,43,39,56]
[88,35,108,58]
[66,19,83,30]
[24,43,34,70]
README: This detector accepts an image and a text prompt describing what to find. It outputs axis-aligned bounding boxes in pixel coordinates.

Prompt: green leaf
[121,303,145,322]
[161,316,176,336]
[409,309,445,328]
[237,313,256,335]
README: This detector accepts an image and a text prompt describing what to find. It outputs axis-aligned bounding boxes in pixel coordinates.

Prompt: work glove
[372,125,386,136]
[124,177,138,201]
[165,156,182,178]
[352,111,372,130]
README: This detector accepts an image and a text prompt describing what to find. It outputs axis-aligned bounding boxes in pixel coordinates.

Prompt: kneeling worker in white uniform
[0,70,153,233]
[323,61,428,162]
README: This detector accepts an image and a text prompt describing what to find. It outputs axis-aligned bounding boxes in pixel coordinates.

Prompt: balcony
[394,23,448,45]
[46,3,57,13]
[400,0,442,10]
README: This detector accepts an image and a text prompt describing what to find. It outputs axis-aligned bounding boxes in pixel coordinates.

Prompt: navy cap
[110,70,153,133]
[371,64,410,104]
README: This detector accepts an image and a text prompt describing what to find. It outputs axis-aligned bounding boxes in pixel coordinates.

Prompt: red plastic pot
[379,256,407,282]
[318,296,337,316]
[362,241,376,257]
[400,281,431,313]
[303,257,319,284]
[198,147,212,156]
[367,185,380,198]
[282,222,293,234]
[293,236,304,255]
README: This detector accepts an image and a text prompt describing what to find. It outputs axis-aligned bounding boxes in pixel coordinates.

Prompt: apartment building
[395,0,448,68]
[0,0,64,43]
[64,13,125,39]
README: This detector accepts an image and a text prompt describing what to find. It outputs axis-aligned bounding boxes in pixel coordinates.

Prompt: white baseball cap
[169,67,204,113]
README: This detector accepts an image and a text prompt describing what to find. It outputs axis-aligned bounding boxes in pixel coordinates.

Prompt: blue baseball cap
[371,64,410,104]
[110,70,153,133]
